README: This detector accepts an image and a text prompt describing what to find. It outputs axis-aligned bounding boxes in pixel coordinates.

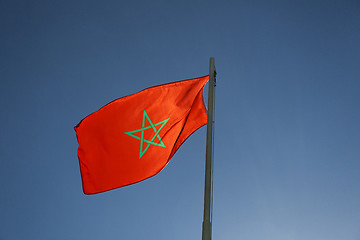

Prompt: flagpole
[202,57,216,240]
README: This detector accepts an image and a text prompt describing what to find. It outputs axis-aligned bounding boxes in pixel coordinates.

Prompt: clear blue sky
[1,0,359,239]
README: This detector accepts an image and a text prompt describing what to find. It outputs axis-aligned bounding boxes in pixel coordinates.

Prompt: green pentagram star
[124,110,170,159]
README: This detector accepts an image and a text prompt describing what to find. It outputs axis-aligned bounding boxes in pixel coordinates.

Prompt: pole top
[209,57,216,85]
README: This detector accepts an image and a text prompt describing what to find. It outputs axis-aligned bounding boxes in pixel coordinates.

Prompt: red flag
[75,75,209,194]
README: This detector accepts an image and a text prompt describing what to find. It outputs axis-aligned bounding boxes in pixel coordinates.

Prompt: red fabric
[75,76,209,194]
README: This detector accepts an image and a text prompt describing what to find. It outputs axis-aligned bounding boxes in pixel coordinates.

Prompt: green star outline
[124,110,170,159]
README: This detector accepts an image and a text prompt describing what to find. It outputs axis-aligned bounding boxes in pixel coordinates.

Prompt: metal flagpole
[202,57,216,240]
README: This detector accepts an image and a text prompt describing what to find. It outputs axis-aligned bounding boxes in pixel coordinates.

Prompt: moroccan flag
[75,75,209,194]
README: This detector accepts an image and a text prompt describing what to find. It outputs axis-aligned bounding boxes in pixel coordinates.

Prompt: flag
[75,75,209,194]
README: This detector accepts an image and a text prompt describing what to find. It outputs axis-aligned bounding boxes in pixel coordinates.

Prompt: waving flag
[75,75,209,194]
